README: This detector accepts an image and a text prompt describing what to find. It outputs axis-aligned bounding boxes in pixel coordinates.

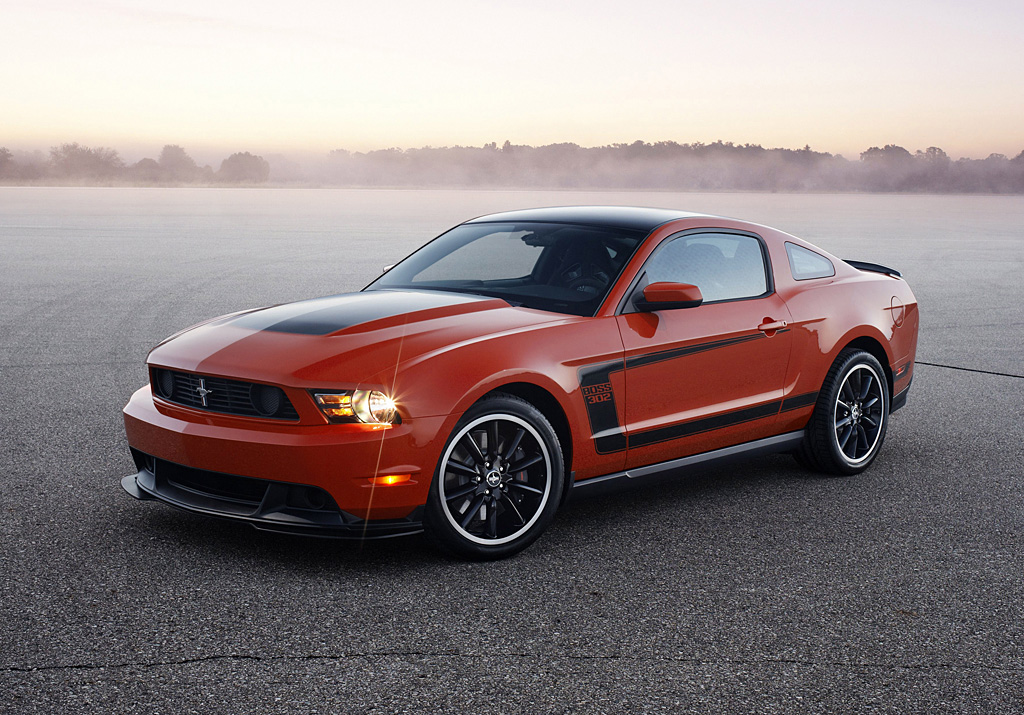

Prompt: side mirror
[633,282,703,312]
[382,264,395,273]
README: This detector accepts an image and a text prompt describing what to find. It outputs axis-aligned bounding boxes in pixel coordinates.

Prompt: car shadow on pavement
[123,452,822,569]
[127,507,438,569]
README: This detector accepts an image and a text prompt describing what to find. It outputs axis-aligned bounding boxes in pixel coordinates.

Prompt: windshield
[365,222,646,316]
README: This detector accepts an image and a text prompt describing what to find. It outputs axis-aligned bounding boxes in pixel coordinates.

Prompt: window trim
[784,241,835,281]
[616,228,776,315]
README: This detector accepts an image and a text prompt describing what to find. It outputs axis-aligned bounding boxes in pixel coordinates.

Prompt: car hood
[148,289,573,386]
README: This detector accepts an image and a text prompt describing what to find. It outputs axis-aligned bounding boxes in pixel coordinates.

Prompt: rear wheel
[797,349,889,475]
[424,394,564,559]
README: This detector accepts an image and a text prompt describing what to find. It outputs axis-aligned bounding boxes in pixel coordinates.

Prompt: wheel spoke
[859,374,873,400]
[837,400,852,413]
[862,415,878,428]
[838,425,854,450]
[445,483,478,501]
[509,482,544,496]
[510,453,544,473]
[459,494,486,528]
[863,396,879,410]
[835,415,853,429]
[503,428,526,461]
[461,433,486,465]
[487,420,500,459]
[503,495,526,524]
[841,380,856,402]
[842,432,858,458]
[857,425,869,455]
[487,500,498,538]
[446,459,478,477]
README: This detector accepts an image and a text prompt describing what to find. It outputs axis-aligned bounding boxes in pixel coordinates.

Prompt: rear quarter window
[786,242,835,280]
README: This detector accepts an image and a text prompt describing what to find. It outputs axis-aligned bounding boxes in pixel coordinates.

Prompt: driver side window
[645,233,769,303]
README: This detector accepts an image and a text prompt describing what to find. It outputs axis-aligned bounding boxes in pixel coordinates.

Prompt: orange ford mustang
[122,207,918,558]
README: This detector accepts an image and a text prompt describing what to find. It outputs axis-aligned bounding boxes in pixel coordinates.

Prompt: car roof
[464,206,713,232]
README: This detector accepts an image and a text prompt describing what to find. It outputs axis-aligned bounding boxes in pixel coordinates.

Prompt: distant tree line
[315,141,1024,193]
[2,140,1023,192]
[0,144,270,184]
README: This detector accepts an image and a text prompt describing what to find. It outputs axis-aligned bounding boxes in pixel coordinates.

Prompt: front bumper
[121,454,423,538]
[123,386,453,523]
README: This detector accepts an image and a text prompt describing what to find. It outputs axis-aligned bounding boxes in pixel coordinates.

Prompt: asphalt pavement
[1,188,1022,713]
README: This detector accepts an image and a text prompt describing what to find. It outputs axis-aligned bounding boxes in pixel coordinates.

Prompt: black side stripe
[578,360,627,454]
[780,391,818,412]
[579,330,794,454]
[628,401,783,449]
[625,333,766,370]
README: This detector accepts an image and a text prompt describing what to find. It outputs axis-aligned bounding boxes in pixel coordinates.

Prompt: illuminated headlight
[313,390,398,425]
[354,389,397,424]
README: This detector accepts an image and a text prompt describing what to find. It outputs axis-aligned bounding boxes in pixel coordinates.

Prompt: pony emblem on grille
[195,378,213,407]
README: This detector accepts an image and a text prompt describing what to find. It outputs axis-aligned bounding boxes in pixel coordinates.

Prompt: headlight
[313,389,398,425]
[353,389,397,424]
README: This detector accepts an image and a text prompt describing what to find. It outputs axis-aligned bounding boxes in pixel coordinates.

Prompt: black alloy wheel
[424,393,564,559]
[833,363,886,464]
[797,348,890,475]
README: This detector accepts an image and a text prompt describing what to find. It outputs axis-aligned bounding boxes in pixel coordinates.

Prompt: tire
[424,393,564,560]
[796,349,890,476]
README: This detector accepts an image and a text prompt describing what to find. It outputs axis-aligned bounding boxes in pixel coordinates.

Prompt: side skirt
[891,376,913,413]
[572,430,806,497]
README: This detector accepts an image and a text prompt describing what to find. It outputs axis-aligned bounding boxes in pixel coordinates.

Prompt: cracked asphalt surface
[2,189,1022,713]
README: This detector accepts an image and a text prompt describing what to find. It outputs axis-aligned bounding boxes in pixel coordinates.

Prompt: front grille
[151,368,299,420]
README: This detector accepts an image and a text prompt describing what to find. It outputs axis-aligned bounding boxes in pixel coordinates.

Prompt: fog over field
[2,140,1023,193]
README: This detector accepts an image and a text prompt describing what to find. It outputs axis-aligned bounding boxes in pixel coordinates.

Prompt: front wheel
[797,349,890,475]
[424,394,564,560]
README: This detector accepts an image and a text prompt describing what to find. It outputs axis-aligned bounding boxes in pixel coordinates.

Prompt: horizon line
[4,138,1023,164]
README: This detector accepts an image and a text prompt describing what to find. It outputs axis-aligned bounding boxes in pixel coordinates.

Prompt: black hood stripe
[231,290,493,336]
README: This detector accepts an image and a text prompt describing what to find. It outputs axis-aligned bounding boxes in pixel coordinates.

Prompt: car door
[616,230,793,469]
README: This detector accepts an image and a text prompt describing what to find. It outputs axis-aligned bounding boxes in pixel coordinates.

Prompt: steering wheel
[558,259,610,289]
[566,276,607,295]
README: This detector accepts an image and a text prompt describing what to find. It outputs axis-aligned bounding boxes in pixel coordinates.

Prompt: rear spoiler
[844,260,902,277]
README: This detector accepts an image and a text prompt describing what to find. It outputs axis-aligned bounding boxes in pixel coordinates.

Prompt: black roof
[465,206,709,232]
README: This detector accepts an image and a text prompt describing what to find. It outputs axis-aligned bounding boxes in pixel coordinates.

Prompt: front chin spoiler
[121,474,155,500]
[120,465,424,540]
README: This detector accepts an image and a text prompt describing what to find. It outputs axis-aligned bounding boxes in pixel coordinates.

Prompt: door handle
[758,319,788,333]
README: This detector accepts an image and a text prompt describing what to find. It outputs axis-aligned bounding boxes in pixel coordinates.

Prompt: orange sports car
[121,207,918,558]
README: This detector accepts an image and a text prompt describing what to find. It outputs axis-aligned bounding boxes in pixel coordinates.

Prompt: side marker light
[369,474,412,486]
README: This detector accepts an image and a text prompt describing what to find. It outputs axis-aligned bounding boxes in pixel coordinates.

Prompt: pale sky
[2,0,1023,161]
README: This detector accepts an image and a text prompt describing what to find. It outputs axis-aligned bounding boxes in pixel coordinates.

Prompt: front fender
[364,315,628,480]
